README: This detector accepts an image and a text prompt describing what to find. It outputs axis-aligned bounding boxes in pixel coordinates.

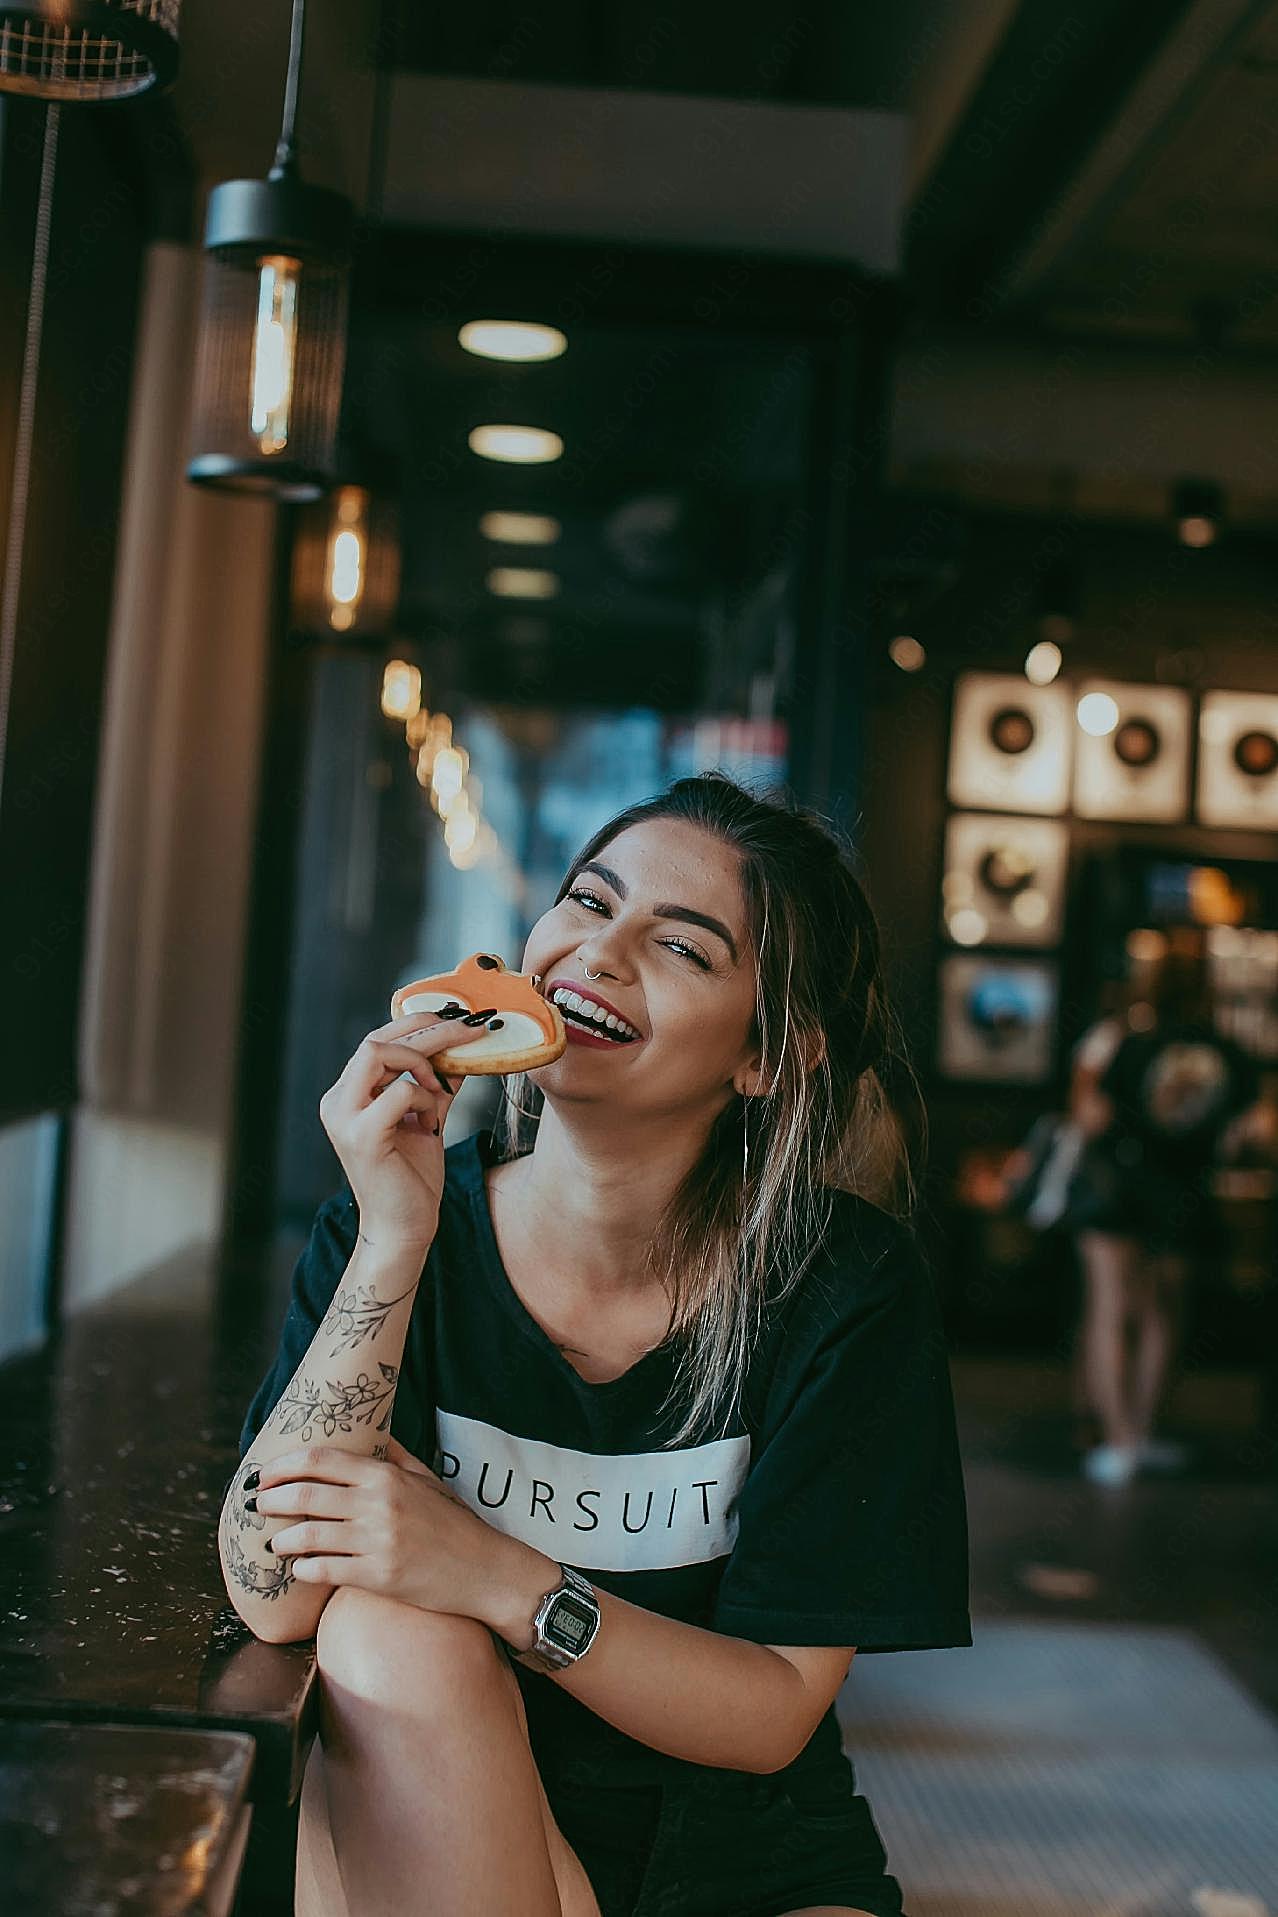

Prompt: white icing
[398,989,549,1061]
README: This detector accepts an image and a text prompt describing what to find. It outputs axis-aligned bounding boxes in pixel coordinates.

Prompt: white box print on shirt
[434,1409,752,1573]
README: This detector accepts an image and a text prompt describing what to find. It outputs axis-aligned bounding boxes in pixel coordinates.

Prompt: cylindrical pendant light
[291,481,401,639]
[0,2,180,100]
[186,0,352,501]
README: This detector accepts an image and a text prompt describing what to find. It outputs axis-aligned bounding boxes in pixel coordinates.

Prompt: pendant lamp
[186,0,352,500]
[291,479,401,640]
[0,2,180,100]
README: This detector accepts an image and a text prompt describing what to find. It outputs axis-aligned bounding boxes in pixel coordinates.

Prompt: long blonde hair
[494,772,922,1448]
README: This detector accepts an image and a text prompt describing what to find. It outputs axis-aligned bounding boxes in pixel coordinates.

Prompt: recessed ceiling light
[480,510,561,545]
[487,567,560,599]
[469,424,563,464]
[459,320,568,362]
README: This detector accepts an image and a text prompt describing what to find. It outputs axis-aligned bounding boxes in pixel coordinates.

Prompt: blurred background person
[1067,935,1267,1485]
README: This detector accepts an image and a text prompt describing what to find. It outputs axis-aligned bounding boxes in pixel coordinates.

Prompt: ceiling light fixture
[459,320,567,362]
[487,567,559,599]
[1171,477,1224,548]
[468,424,563,464]
[186,0,353,500]
[480,510,561,545]
[0,1,180,100]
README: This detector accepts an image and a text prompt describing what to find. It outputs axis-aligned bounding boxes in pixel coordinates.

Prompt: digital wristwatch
[507,1562,601,1673]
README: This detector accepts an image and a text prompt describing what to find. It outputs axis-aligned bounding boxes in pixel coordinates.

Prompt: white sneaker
[1083,1442,1141,1486]
[1136,1436,1192,1472]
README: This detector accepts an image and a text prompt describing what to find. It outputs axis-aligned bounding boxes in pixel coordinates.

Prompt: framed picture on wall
[940,812,1069,948]
[1196,690,1278,829]
[937,952,1059,1083]
[946,672,1072,815]
[1071,679,1191,822]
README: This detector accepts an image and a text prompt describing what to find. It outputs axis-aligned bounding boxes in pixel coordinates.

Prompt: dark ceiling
[379,0,950,110]
[133,0,1278,702]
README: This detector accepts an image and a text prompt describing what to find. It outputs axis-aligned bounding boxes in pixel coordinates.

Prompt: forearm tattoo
[222,1272,408,1606]
[320,1279,417,1355]
[221,1456,296,1602]
[276,1361,399,1442]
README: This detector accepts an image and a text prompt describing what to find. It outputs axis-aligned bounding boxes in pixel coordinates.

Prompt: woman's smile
[521,817,762,1099]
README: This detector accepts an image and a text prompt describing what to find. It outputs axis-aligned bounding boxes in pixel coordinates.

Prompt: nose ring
[583,965,602,981]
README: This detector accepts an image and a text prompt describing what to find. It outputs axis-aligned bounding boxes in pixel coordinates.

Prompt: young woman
[223,772,972,1917]
[1070,937,1267,1486]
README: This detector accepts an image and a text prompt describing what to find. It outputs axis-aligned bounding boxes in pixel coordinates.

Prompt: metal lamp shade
[186,175,353,502]
[0,1,180,100]
[291,484,401,639]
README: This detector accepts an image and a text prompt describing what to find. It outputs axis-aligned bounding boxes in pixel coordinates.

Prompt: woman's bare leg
[1129,1251,1190,1445]
[1077,1229,1141,1449]
[296,1585,603,1916]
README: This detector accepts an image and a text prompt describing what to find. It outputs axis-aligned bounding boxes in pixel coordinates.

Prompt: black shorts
[537,1747,908,1917]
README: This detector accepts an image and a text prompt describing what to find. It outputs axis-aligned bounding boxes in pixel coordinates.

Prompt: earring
[742,1094,750,1190]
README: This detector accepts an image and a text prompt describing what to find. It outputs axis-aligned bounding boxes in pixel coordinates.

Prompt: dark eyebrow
[574,861,740,965]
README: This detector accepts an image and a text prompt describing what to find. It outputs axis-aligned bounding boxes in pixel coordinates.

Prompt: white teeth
[551,986,638,1041]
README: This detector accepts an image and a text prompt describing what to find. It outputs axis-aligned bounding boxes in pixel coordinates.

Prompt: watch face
[545,1592,596,1653]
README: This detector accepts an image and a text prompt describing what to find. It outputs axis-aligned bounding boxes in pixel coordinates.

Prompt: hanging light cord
[0,100,59,815]
[271,0,307,179]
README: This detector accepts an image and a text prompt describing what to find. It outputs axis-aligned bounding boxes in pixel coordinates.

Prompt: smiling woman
[500,770,918,1451]
[235,770,969,1917]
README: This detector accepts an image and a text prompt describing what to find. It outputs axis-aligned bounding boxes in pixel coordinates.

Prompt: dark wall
[862,507,1278,1208]
[0,99,146,1125]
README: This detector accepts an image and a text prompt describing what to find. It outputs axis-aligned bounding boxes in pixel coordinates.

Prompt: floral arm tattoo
[221,1455,296,1603]
[222,1258,417,1605]
[320,1281,418,1354]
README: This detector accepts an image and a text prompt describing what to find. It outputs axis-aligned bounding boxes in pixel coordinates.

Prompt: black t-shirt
[238,1126,972,1788]
[1099,1022,1261,1175]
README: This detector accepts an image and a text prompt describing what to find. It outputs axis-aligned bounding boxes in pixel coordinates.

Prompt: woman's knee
[315,1585,501,1711]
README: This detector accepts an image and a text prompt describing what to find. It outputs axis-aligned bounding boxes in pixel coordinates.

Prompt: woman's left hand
[251,1436,514,1624]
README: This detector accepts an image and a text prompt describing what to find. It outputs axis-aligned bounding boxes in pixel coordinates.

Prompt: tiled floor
[952,1353,1278,1725]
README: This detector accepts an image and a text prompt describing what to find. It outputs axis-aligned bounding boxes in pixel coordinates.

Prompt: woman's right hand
[318,1010,492,1257]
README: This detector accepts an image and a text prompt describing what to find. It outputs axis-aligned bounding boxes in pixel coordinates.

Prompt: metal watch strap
[510,1562,600,1673]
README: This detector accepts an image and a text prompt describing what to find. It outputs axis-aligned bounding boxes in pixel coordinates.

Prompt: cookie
[389,953,566,1076]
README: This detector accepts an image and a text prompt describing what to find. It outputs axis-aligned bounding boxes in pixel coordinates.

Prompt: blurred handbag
[1003,1113,1086,1231]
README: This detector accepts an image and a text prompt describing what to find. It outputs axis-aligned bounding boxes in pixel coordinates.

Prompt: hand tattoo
[221,1457,296,1602]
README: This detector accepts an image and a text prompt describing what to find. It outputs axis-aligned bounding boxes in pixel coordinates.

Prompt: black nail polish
[438,1002,467,1019]
[243,1469,260,1491]
[462,1008,497,1025]
[244,1495,257,1512]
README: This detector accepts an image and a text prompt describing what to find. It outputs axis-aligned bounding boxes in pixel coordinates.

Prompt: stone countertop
[0,1239,318,1804]
[2,1719,256,1916]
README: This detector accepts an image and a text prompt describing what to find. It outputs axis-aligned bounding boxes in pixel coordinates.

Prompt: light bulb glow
[468,424,563,464]
[323,486,369,631]
[1077,691,1119,736]
[250,255,300,453]
[948,908,989,946]
[480,510,561,545]
[888,634,926,671]
[445,808,479,851]
[459,320,567,363]
[381,660,421,722]
[487,567,559,599]
[432,746,465,802]
[1025,639,1062,684]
